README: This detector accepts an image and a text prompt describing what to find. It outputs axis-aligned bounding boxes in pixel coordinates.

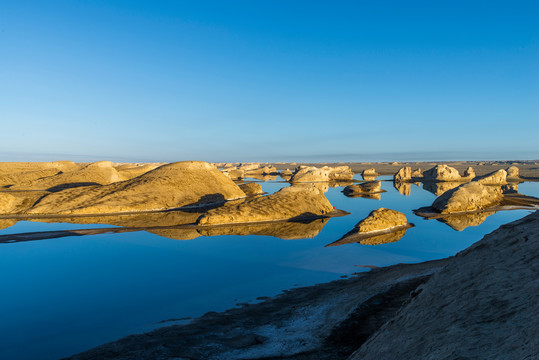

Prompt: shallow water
[0,177,537,360]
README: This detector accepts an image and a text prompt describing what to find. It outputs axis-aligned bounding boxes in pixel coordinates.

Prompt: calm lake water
[0,176,537,360]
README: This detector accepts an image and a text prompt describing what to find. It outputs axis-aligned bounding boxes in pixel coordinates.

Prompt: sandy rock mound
[239,183,264,195]
[342,181,382,195]
[411,168,422,178]
[475,169,507,185]
[290,166,353,182]
[115,164,159,180]
[354,208,408,233]
[0,191,47,214]
[432,182,503,214]
[197,185,333,225]
[422,164,463,182]
[24,161,245,215]
[0,168,62,187]
[10,161,123,191]
[393,167,411,182]
[506,166,520,179]
[0,161,78,175]
[221,168,244,180]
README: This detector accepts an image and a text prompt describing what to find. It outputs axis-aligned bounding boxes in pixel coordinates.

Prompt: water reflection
[326,227,410,247]
[422,181,462,196]
[436,211,495,231]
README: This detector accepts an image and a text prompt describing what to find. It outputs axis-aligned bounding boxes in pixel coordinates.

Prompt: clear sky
[1,0,538,162]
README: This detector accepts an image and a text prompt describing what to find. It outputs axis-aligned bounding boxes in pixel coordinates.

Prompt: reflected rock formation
[328,228,407,246]
[422,181,462,196]
[198,218,329,240]
[344,192,382,200]
[393,181,411,196]
[362,174,377,182]
[437,211,495,231]
[245,174,278,181]
[343,181,384,197]
[0,219,17,231]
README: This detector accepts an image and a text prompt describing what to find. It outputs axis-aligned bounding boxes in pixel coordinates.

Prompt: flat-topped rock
[197,185,334,225]
[362,168,378,176]
[432,182,503,214]
[18,161,245,215]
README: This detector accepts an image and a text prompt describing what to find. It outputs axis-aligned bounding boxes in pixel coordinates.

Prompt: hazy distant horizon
[1,150,537,164]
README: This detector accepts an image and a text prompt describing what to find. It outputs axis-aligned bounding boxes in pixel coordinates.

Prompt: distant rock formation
[290,166,354,183]
[280,169,294,177]
[463,166,475,179]
[475,169,507,185]
[393,167,412,182]
[221,168,244,181]
[432,182,503,214]
[197,185,333,225]
[0,160,78,175]
[342,181,382,196]
[239,183,264,195]
[362,168,378,177]
[506,166,520,179]
[15,162,246,215]
[411,168,422,178]
[422,165,463,182]
[244,165,279,176]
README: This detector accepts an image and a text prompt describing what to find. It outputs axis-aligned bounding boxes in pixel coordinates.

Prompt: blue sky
[1,0,538,162]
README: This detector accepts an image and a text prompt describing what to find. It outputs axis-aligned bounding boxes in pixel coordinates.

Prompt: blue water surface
[0,177,537,360]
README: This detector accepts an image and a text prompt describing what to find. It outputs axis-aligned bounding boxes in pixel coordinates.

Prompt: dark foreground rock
[65,211,538,360]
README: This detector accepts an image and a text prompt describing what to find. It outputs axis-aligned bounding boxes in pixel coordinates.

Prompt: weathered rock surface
[361,168,378,176]
[432,182,503,214]
[475,169,507,185]
[353,208,408,233]
[239,182,264,195]
[0,160,78,175]
[463,166,475,179]
[221,168,244,180]
[342,181,382,195]
[506,166,520,179]
[115,164,159,180]
[245,165,279,176]
[197,185,333,225]
[0,168,62,187]
[18,162,245,215]
[290,166,354,183]
[393,167,411,182]
[411,168,422,178]
[349,211,539,360]
[422,164,463,182]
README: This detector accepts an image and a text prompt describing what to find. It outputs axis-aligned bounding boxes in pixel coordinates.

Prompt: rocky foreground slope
[66,211,538,360]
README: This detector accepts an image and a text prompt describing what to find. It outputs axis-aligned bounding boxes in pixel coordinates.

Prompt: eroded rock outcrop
[239,183,264,196]
[353,208,408,233]
[280,169,294,177]
[290,166,354,183]
[422,164,463,182]
[506,166,520,179]
[411,168,422,178]
[475,169,507,185]
[18,162,246,215]
[393,167,411,182]
[197,185,333,225]
[431,182,503,214]
[362,168,378,177]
